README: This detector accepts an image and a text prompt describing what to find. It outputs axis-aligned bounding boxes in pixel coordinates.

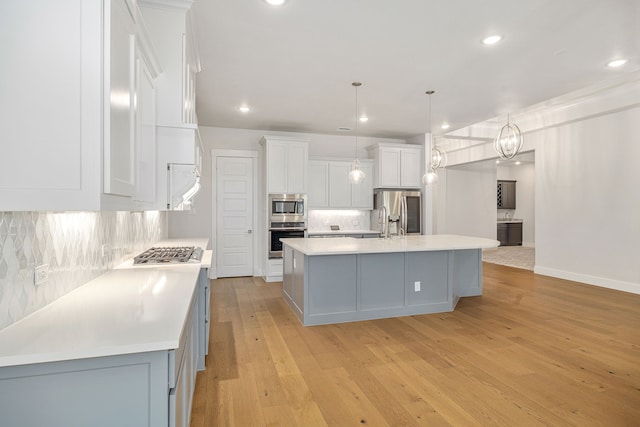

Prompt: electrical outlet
[414,281,420,292]
[35,264,49,286]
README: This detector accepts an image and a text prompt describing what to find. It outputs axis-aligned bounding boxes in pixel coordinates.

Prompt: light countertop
[497,219,523,223]
[307,229,380,236]
[282,234,499,256]
[0,238,210,368]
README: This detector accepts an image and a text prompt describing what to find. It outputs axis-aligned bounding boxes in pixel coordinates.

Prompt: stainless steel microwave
[269,193,307,223]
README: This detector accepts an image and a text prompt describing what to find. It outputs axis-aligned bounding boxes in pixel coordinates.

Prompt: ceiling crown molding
[138,0,194,11]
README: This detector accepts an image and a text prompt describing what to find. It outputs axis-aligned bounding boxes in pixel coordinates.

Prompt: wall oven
[268,194,307,258]
[268,222,306,259]
[269,193,307,223]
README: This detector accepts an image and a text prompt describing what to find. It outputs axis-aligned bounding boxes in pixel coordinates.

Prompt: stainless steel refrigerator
[372,189,422,236]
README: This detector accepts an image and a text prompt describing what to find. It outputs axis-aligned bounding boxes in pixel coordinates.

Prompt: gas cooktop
[133,246,203,264]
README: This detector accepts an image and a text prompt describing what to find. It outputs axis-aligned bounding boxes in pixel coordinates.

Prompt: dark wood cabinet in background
[497,180,516,209]
[497,222,522,246]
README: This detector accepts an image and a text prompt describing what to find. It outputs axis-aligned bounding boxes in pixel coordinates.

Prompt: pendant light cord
[353,82,362,160]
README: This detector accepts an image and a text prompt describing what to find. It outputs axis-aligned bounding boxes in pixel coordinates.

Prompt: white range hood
[168,163,201,210]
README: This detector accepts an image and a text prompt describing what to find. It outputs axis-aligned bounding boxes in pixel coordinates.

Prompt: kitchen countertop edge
[282,234,499,256]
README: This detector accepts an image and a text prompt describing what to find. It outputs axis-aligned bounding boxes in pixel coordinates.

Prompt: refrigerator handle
[401,197,407,234]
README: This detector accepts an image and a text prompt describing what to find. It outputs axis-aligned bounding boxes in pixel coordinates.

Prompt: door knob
[247,230,252,234]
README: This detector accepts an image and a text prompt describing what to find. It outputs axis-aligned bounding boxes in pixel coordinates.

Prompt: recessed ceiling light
[607,58,628,68]
[265,0,286,5]
[359,116,368,123]
[496,160,500,164]
[441,123,450,130]
[515,161,521,165]
[482,35,502,45]
[238,105,250,113]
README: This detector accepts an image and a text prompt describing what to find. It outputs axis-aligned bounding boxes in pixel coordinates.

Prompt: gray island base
[281,235,499,326]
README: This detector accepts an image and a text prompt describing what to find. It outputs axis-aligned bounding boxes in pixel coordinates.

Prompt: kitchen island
[281,235,498,326]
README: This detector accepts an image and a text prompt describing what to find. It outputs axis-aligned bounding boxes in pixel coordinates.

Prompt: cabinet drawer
[168,300,195,389]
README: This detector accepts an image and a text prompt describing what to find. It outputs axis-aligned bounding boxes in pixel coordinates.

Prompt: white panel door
[216,156,254,277]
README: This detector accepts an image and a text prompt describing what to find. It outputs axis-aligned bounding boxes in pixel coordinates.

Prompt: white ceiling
[191,0,639,140]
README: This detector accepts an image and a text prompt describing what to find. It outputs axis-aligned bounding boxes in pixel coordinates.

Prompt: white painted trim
[442,77,640,144]
[211,149,259,279]
[534,266,640,295]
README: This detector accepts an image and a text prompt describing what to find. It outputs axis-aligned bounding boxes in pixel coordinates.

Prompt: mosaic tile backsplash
[0,211,167,330]
[308,210,372,232]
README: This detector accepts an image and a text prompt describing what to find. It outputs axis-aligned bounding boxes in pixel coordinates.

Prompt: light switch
[414,281,420,292]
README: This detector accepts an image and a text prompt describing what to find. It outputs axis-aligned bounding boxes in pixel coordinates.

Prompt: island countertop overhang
[281,234,499,256]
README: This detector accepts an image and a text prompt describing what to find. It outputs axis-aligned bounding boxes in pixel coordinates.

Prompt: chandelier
[422,90,446,186]
[494,114,523,160]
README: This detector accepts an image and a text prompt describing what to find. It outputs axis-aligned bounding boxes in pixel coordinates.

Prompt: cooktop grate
[133,246,202,264]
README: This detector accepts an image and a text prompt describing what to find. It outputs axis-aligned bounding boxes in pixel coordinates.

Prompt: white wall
[497,162,535,246]
[533,108,640,292]
[436,80,640,294]
[442,167,497,240]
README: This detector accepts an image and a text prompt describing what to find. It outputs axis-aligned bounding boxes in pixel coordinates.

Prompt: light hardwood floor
[190,263,640,426]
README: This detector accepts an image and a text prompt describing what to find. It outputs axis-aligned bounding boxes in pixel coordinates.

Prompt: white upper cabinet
[350,161,374,208]
[134,61,158,204]
[139,1,202,210]
[0,0,160,211]
[308,159,373,209]
[261,137,309,195]
[328,162,352,208]
[139,2,200,127]
[366,143,423,189]
[104,0,137,197]
[308,161,329,208]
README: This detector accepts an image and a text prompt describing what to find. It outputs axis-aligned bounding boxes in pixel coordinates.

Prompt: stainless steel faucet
[379,206,390,239]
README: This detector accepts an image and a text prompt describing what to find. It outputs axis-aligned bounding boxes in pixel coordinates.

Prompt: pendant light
[422,90,446,186]
[348,82,365,184]
[494,114,523,159]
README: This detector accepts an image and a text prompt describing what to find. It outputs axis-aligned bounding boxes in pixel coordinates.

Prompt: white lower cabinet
[309,159,373,209]
[265,258,284,283]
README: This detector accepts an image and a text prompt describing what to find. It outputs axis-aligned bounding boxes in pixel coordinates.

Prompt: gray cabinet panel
[307,255,357,315]
[359,253,405,310]
[283,246,294,300]
[0,352,168,427]
[282,246,486,326]
[405,251,449,306]
[452,249,482,297]
[292,250,305,314]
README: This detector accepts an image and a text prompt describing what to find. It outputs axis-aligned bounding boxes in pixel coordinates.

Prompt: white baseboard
[534,266,640,295]
[522,242,535,248]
